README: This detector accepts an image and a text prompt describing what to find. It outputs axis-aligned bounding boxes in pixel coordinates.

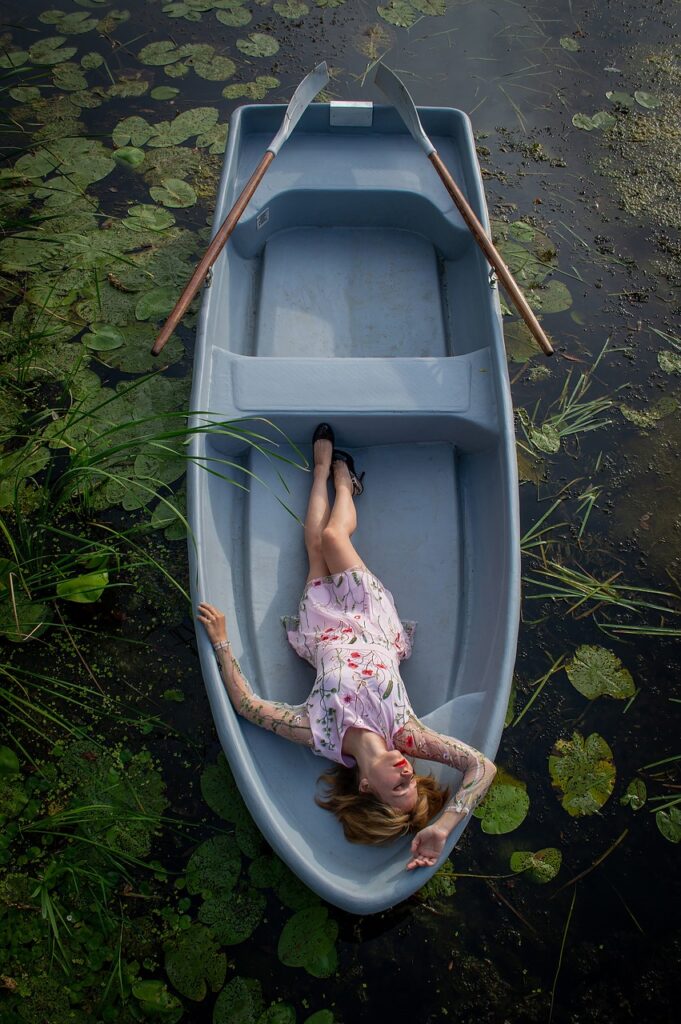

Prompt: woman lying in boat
[197,423,497,871]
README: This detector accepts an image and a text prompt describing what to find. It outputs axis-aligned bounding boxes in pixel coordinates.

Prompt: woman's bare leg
[304,437,333,582]
[321,461,366,574]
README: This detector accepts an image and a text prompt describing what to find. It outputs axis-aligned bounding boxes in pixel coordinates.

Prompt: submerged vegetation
[0,0,679,1021]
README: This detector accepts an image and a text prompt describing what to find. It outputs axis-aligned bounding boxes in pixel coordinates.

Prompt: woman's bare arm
[198,603,313,747]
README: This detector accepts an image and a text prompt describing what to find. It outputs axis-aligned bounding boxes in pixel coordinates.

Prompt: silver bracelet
[213,640,231,652]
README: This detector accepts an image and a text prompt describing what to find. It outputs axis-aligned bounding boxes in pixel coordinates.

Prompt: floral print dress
[286,567,415,767]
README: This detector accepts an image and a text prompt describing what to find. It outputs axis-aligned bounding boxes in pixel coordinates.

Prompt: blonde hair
[316,764,450,845]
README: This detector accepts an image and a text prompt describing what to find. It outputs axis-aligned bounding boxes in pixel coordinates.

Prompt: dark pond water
[1,1,680,1022]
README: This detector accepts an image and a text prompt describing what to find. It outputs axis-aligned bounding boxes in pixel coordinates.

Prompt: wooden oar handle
[152,150,276,356]
[429,151,554,357]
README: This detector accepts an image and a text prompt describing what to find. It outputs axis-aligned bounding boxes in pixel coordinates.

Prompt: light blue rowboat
[188,99,520,915]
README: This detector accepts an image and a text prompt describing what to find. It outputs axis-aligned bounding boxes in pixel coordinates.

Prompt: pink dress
[286,567,415,766]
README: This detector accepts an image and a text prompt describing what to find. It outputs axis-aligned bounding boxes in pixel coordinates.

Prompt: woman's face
[361,754,418,811]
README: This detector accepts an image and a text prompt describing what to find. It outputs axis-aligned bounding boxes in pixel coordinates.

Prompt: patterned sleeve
[215,647,313,747]
[394,713,497,816]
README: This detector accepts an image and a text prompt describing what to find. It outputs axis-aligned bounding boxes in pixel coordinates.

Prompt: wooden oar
[373,64,554,357]
[152,62,329,356]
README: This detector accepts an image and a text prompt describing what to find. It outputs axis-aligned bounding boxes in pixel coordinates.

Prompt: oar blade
[268,61,329,155]
[372,63,435,156]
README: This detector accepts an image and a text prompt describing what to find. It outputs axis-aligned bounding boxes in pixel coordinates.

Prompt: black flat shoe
[312,422,335,448]
[332,449,365,496]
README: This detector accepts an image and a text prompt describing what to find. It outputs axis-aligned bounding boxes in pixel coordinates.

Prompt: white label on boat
[257,208,270,230]
[329,102,373,128]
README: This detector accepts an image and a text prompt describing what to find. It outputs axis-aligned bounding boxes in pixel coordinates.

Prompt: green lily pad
[164,923,226,1001]
[304,1013,335,1024]
[81,51,104,70]
[606,90,635,108]
[560,36,579,51]
[277,906,338,978]
[0,747,20,778]
[186,835,241,898]
[213,977,264,1024]
[572,113,596,131]
[620,396,678,428]
[199,887,266,945]
[549,730,616,816]
[236,32,280,57]
[509,847,562,883]
[151,86,180,99]
[82,324,125,351]
[620,778,647,811]
[565,645,635,701]
[274,0,309,18]
[472,766,529,834]
[259,1006,296,1024]
[123,204,176,231]
[533,279,572,313]
[658,350,681,374]
[56,570,109,603]
[193,55,237,81]
[9,86,42,102]
[39,9,98,33]
[149,178,197,208]
[590,110,617,129]
[135,286,178,321]
[29,36,78,65]
[418,860,457,899]
[52,63,89,91]
[0,51,29,69]
[527,421,561,454]
[377,1,421,28]
[139,40,186,65]
[656,806,681,843]
[132,980,183,1022]
[634,90,661,110]
[216,5,253,27]
[114,146,146,168]
[504,321,543,363]
[113,115,154,147]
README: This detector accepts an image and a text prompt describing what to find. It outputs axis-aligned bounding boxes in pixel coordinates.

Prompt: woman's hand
[197,602,227,647]
[406,824,449,870]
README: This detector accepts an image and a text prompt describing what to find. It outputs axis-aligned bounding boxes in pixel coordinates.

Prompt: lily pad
[418,860,457,899]
[504,321,543,363]
[123,204,176,231]
[132,980,183,1022]
[606,90,635,108]
[199,887,266,945]
[29,36,77,65]
[213,977,264,1024]
[0,747,20,778]
[277,906,338,978]
[216,5,253,26]
[634,90,662,109]
[113,115,154,148]
[149,178,197,208]
[114,146,146,168]
[56,570,109,603]
[565,645,635,700]
[186,835,241,898]
[82,324,125,351]
[620,396,678,427]
[472,766,529,834]
[509,847,562,883]
[572,111,616,131]
[620,778,647,811]
[549,730,616,816]
[164,923,226,1001]
[532,279,572,313]
[9,86,42,102]
[560,37,579,51]
[135,286,178,321]
[236,32,280,57]
[658,350,681,374]
[139,40,186,65]
[193,55,237,81]
[656,806,681,843]
[274,0,309,18]
[377,1,421,27]
[151,86,180,99]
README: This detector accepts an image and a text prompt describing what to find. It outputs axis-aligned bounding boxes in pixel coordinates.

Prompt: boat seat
[207,347,499,452]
